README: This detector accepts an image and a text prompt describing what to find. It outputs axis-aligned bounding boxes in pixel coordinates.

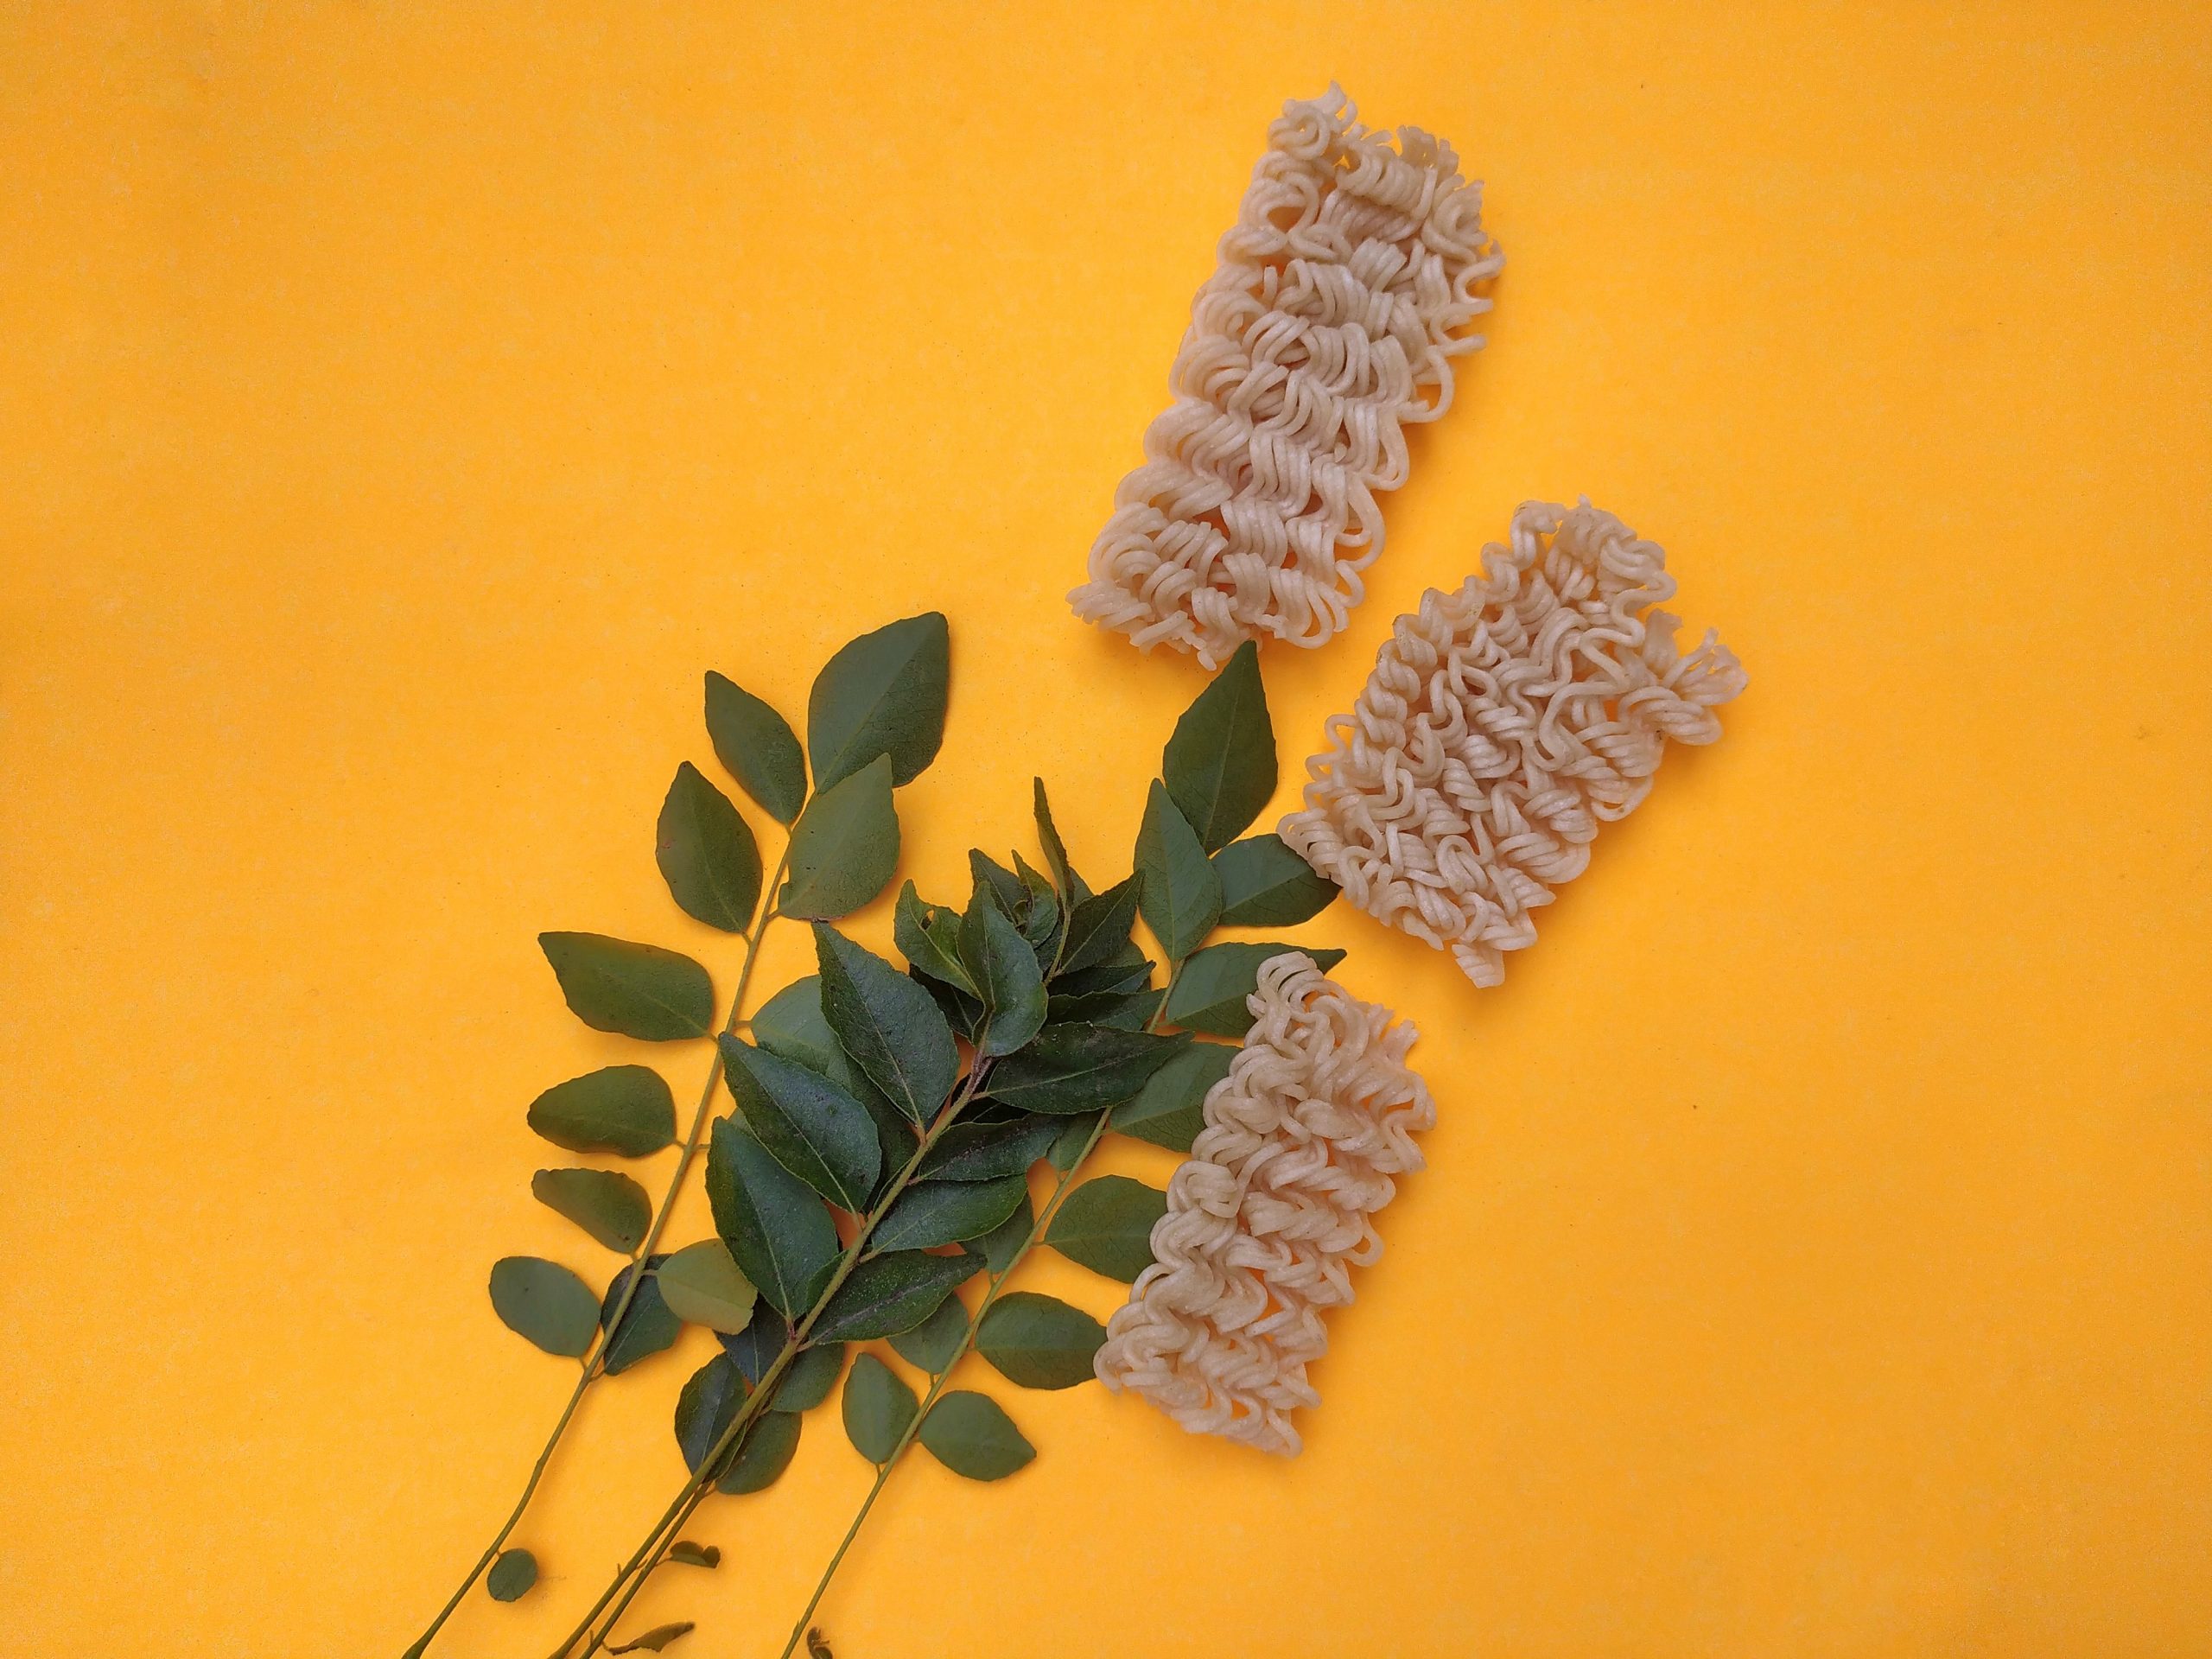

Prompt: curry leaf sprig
[404,613,951,1659]
[546,642,1341,1659]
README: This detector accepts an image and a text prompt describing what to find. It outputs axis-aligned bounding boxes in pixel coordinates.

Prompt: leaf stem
[403,849,791,1659]
[771,954,1187,1657]
[552,1060,995,1659]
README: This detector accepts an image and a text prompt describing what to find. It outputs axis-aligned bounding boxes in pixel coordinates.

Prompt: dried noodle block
[1071,85,1503,668]
[1279,499,1748,987]
[1095,953,1433,1456]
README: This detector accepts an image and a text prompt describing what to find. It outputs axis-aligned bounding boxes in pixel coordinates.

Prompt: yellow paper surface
[4,4,2209,1654]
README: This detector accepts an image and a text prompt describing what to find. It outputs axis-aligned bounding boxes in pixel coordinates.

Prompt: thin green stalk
[553,1061,995,1659]
[404,847,791,1659]
[772,957,1188,1658]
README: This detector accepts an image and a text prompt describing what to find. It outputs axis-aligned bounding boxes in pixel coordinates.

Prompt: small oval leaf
[872,1173,1030,1252]
[1031,778,1089,903]
[656,762,764,932]
[531,1167,652,1253]
[772,1342,846,1413]
[1211,833,1338,926]
[706,1118,840,1319]
[656,1239,758,1333]
[599,1258,683,1374]
[719,1410,802,1495]
[539,932,715,1042]
[1134,784,1220,963]
[668,1541,721,1569]
[779,755,900,921]
[488,1256,600,1357]
[888,1292,970,1373]
[811,1249,978,1344]
[918,1390,1034,1481]
[842,1351,919,1465]
[1044,1175,1167,1281]
[486,1548,537,1603]
[1162,638,1276,853]
[807,613,950,791]
[976,1291,1108,1389]
[673,1351,748,1476]
[705,671,807,825]
[526,1066,677,1158]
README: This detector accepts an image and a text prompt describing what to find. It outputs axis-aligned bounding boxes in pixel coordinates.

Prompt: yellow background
[4,3,2209,1655]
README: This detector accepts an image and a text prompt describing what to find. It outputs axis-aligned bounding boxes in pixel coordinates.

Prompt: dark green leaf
[811,1249,977,1344]
[918,1391,1034,1481]
[719,1036,880,1211]
[539,933,714,1042]
[752,974,916,1192]
[1045,1175,1166,1281]
[1113,1040,1235,1153]
[668,1542,721,1569]
[656,1239,758,1333]
[779,755,899,921]
[918,969,988,1046]
[705,671,806,825]
[814,925,957,1124]
[1055,878,1142,978]
[720,1411,801,1494]
[488,1256,600,1357]
[973,1194,1034,1274]
[985,1023,1191,1115]
[1212,833,1337,926]
[888,1292,970,1372]
[772,1342,846,1413]
[893,881,976,993]
[1162,943,1345,1038]
[967,849,1027,916]
[1012,854,1063,957]
[656,762,763,932]
[673,1352,748,1476]
[959,887,1046,1057]
[1134,783,1220,962]
[1045,1115,1096,1173]
[600,1258,682,1374]
[872,1173,1029,1251]
[609,1621,696,1653]
[1162,638,1276,853]
[706,1118,839,1319]
[486,1548,537,1603]
[718,1299,789,1384]
[1031,778,1090,902]
[807,613,950,790]
[842,1352,919,1465]
[913,1116,1061,1182]
[977,1291,1107,1389]
[1086,990,1166,1031]
[531,1167,651,1253]
[526,1065,677,1158]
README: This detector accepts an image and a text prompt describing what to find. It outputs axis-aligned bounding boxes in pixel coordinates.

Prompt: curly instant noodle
[1279,499,1748,986]
[1070,86,1503,668]
[1094,953,1433,1456]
